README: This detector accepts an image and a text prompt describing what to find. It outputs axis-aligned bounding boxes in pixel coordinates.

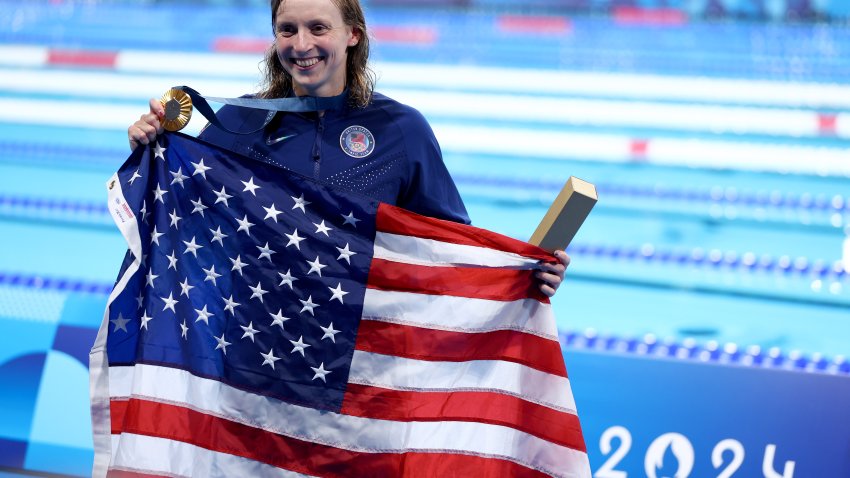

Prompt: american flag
[90,133,590,477]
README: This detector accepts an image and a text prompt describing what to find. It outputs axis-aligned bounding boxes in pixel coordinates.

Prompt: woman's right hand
[128,98,165,151]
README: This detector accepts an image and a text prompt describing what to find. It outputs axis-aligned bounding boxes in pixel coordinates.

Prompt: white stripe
[110,433,316,478]
[349,350,576,413]
[362,288,559,339]
[108,365,588,477]
[374,231,540,268]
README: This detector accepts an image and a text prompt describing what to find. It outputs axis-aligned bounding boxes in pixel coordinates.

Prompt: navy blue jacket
[198,92,470,224]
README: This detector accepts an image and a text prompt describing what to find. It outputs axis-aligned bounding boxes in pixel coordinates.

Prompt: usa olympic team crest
[340,125,375,158]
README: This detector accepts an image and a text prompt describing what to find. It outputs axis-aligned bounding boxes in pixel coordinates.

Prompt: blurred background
[1,0,849,476]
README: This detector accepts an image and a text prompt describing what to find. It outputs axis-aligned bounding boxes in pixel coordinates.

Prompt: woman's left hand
[536,250,570,297]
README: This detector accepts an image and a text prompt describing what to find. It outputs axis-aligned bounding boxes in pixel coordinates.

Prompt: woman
[128,0,569,295]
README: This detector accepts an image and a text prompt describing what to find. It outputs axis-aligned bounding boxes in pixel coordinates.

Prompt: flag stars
[110,313,130,333]
[214,334,232,355]
[319,322,340,343]
[341,211,360,228]
[236,215,255,236]
[166,250,179,270]
[153,141,166,160]
[179,278,194,297]
[153,184,168,204]
[328,283,348,304]
[214,186,232,207]
[195,305,213,324]
[289,336,311,357]
[261,348,281,369]
[230,255,247,276]
[242,177,261,196]
[311,363,331,383]
[313,220,332,237]
[146,270,159,288]
[291,194,311,213]
[278,269,297,289]
[263,203,283,223]
[169,209,182,229]
[140,311,153,330]
[223,295,241,315]
[170,167,189,187]
[299,295,319,316]
[240,322,260,342]
[285,229,305,250]
[192,158,211,179]
[183,236,203,258]
[249,281,269,303]
[140,200,150,222]
[257,242,276,262]
[306,256,327,276]
[180,320,189,340]
[136,292,144,309]
[190,198,208,217]
[203,265,222,286]
[128,169,142,185]
[150,226,164,246]
[161,292,179,313]
[336,243,356,265]
[270,309,291,329]
[210,226,229,246]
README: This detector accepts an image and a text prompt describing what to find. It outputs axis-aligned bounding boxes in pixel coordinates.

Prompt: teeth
[294,58,319,68]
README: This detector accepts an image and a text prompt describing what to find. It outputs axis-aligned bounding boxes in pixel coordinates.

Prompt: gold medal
[160,88,193,132]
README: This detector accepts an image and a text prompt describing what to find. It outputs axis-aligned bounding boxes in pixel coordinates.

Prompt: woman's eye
[311,25,328,34]
[278,26,295,37]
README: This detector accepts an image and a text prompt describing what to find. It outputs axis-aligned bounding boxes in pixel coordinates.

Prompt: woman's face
[274,0,360,97]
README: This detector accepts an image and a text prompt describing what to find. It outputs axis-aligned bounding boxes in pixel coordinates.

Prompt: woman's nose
[294,30,310,51]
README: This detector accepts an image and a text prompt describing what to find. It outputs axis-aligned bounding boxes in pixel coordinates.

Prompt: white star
[145,270,158,288]
[203,265,222,286]
[161,292,179,313]
[336,243,356,264]
[153,141,166,160]
[285,229,305,250]
[179,278,194,297]
[249,281,268,303]
[242,177,261,196]
[210,226,228,246]
[236,215,254,236]
[289,335,311,357]
[213,186,232,206]
[341,211,361,227]
[310,363,331,383]
[128,169,142,185]
[214,333,231,354]
[110,313,130,333]
[180,320,189,339]
[291,193,311,213]
[170,167,189,187]
[260,348,281,369]
[313,220,332,237]
[257,242,276,262]
[140,311,153,330]
[270,309,291,329]
[230,255,247,276]
[305,256,327,276]
[139,200,150,222]
[319,322,340,343]
[190,197,207,217]
[328,283,348,304]
[299,295,319,315]
[240,321,260,342]
[192,158,211,179]
[183,236,203,258]
[278,269,297,289]
[136,292,144,309]
[150,226,164,246]
[223,295,240,315]
[166,250,178,270]
[263,203,283,222]
[194,305,213,324]
[153,183,168,203]
[169,209,182,229]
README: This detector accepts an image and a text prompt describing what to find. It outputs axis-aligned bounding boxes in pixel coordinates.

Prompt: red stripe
[497,15,572,34]
[376,203,555,261]
[818,113,837,135]
[367,258,549,303]
[212,36,270,54]
[355,319,566,377]
[613,7,687,25]
[47,49,118,68]
[342,383,586,453]
[111,399,550,478]
[111,398,129,434]
[373,26,437,44]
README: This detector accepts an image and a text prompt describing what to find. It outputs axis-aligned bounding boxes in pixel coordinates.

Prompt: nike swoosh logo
[266,133,298,145]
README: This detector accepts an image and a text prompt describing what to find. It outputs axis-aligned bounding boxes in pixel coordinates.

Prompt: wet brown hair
[258,0,375,108]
